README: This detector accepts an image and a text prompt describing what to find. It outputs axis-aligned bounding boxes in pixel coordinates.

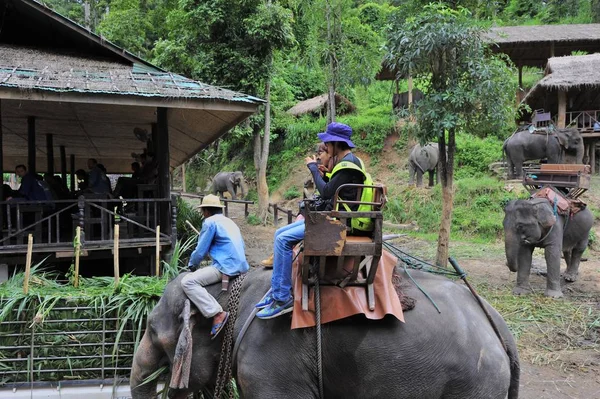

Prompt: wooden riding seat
[301,184,386,311]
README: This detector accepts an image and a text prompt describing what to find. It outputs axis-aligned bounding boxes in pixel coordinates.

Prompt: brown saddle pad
[291,249,405,329]
[531,186,586,216]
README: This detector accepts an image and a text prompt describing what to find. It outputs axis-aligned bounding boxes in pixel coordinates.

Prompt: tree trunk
[435,127,455,267]
[326,0,336,123]
[256,75,271,221]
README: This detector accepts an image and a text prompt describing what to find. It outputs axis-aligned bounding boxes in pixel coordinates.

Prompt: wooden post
[113,224,120,286]
[0,100,4,239]
[557,90,567,128]
[155,225,161,276]
[70,154,76,191]
[407,75,413,105]
[591,139,597,174]
[181,164,186,193]
[157,108,171,232]
[74,226,81,288]
[518,65,523,90]
[46,134,54,175]
[550,41,555,57]
[23,234,33,294]
[60,146,67,182]
[27,116,36,174]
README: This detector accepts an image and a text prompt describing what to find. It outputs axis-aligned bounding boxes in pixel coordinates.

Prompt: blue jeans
[271,219,305,302]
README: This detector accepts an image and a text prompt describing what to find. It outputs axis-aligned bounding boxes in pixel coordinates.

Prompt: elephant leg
[544,245,563,297]
[514,246,534,295]
[514,162,523,179]
[408,163,415,185]
[416,170,423,187]
[506,158,515,179]
[564,246,584,283]
[428,170,434,187]
[131,331,164,399]
[226,181,237,200]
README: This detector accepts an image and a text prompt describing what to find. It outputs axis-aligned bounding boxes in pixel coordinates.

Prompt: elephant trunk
[130,363,159,399]
[130,332,163,399]
[504,231,519,272]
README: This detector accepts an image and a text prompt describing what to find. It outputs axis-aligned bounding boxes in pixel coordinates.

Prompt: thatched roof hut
[286,93,355,117]
[523,54,600,114]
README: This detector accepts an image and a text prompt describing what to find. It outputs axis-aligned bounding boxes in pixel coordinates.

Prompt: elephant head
[230,171,247,199]
[556,128,584,163]
[503,199,556,272]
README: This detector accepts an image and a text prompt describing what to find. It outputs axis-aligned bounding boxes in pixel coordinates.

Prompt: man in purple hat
[256,122,370,319]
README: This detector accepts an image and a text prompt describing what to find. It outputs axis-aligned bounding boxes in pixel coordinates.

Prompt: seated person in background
[53,176,71,199]
[131,162,142,180]
[182,194,249,338]
[9,165,47,201]
[140,153,158,184]
[87,158,112,195]
[1,184,15,201]
[75,169,89,191]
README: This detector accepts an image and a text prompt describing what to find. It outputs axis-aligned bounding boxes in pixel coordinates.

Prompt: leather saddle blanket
[531,186,586,216]
[291,249,405,329]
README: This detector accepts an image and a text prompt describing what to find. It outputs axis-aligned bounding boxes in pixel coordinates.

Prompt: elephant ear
[531,198,556,229]
[229,174,236,184]
[503,200,517,213]
[556,130,569,149]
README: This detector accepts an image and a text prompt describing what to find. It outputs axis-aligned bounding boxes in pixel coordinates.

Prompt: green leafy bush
[454,134,504,178]
[246,213,261,226]
[284,187,302,200]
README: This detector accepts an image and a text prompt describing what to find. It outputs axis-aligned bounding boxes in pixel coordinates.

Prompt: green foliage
[283,186,302,200]
[385,5,518,143]
[454,134,504,178]
[246,213,261,225]
[176,197,203,242]
[384,177,520,240]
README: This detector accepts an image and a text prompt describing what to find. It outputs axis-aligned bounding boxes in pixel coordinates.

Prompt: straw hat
[198,194,225,208]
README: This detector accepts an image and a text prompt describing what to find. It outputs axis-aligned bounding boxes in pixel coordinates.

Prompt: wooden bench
[523,164,590,198]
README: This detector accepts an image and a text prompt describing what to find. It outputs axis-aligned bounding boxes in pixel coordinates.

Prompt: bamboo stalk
[155,225,160,277]
[114,224,120,287]
[185,220,200,235]
[74,226,81,288]
[23,234,33,294]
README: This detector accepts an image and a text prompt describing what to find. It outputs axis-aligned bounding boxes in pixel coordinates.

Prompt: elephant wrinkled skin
[408,143,439,187]
[503,128,584,179]
[130,268,519,399]
[211,171,247,200]
[503,199,593,298]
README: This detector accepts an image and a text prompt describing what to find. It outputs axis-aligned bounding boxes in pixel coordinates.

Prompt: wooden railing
[175,192,254,217]
[268,203,294,226]
[566,110,600,130]
[0,196,176,253]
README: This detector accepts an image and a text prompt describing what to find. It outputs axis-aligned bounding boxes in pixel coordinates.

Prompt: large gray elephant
[503,198,593,298]
[211,171,247,200]
[130,268,519,399]
[408,143,439,187]
[503,128,584,179]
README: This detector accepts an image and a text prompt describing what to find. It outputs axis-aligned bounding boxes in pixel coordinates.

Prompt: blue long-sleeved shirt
[18,173,47,201]
[188,214,249,276]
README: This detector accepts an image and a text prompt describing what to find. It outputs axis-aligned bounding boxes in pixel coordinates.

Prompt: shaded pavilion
[0,0,261,266]
[523,54,600,172]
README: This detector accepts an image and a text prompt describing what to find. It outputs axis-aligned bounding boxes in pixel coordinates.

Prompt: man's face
[87,160,95,169]
[15,167,26,178]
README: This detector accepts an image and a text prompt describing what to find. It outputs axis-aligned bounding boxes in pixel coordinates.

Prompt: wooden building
[522,54,600,173]
[0,0,261,267]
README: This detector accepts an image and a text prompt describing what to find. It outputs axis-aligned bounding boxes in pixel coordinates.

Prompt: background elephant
[211,171,247,200]
[131,268,519,399]
[503,198,593,298]
[408,143,439,187]
[503,128,584,179]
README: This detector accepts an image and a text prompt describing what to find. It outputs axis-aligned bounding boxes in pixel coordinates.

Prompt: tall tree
[385,5,517,266]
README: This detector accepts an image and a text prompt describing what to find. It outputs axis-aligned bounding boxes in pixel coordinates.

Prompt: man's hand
[305,155,317,166]
[187,264,196,273]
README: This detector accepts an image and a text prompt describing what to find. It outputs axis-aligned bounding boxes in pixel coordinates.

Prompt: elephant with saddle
[503,128,584,179]
[130,267,519,398]
[503,196,593,298]
[211,171,247,200]
[408,143,439,187]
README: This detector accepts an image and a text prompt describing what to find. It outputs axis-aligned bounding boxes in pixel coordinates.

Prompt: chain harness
[214,273,246,399]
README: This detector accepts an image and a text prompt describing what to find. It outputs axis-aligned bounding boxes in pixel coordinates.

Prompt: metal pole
[46,134,54,175]
[60,145,67,182]
[27,116,36,174]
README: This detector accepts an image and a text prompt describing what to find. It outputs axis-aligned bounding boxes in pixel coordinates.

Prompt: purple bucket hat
[317,122,355,148]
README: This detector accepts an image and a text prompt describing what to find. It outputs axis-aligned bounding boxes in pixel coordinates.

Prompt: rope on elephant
[314,266,325,399]
[214,273,247,399]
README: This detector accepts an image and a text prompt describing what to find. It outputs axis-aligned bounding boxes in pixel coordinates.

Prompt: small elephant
[503,128,584,179]
[503,198,593,298]
[408,143,439,187]
[211,171,247,200]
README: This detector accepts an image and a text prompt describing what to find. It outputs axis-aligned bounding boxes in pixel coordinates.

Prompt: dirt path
[222,201,600,399]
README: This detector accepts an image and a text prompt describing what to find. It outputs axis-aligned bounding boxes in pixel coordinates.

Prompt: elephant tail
[411,159,425,174]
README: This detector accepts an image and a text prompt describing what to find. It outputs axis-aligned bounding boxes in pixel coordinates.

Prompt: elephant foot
[545,288,564,298]
[512,286,531,296]
[563,272,579,283]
